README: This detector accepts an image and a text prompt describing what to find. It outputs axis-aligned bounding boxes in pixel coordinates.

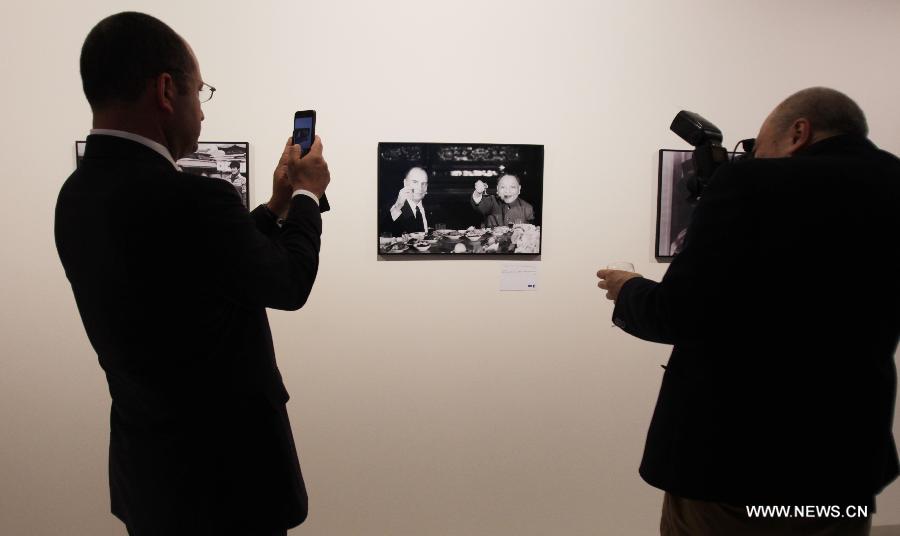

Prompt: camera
[670,110,755,201]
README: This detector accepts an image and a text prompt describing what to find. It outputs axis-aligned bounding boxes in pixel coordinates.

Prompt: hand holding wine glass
[597,261,641,302]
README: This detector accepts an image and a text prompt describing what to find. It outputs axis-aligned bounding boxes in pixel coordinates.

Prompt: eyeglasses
[168,69,216,103]
[199,82,216,103]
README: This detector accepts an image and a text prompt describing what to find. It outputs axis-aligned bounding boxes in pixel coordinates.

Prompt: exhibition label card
[500,263,538,291]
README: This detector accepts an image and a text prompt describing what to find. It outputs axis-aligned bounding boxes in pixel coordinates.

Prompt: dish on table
[386,242,409,253]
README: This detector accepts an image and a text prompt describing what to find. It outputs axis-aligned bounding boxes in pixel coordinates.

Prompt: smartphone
[293,110,316,156]
[292,110,330,212]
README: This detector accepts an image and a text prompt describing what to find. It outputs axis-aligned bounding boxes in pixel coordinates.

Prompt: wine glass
[606,261,635,272]
[604,262,634,327]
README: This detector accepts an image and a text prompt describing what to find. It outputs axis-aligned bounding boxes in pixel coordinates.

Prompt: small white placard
[500,263,538,291]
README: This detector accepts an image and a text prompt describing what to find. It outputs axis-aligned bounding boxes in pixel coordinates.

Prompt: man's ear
[154,73,177,114]
[786,118,812,155]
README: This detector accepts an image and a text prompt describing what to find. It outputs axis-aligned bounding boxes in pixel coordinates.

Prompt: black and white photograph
[656,149,746,259]
[377,142,544,256]
[178,142,250,207]
[76,141,251,208]
[656,149,696,259]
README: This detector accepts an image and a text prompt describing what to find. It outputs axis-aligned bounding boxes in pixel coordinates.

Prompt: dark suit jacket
[380,200,434,235]
[614,135,899,506]
[470,195,535,226]
[55,135,321,535]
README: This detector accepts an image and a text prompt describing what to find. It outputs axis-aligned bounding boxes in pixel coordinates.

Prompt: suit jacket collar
[794,134,876,158]
[83,134,178,172]
[404,199,427,215]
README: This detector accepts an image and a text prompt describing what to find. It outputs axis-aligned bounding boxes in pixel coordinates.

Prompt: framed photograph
[656,149,743,259]
[656,149,695,259]
[178,142,250,207]
[377,143,544,256]
[76,141,251,208]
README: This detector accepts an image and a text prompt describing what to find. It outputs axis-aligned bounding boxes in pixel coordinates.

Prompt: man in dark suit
[597,87,898,535]
[382,166,433,235]
[470,174,535,226]
[55,12,330,536]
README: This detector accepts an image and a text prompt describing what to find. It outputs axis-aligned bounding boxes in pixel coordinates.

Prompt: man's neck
[92,107,173,157]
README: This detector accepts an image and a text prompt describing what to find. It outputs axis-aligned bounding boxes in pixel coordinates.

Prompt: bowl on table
[386,242,409,253]
[465,231,483,241]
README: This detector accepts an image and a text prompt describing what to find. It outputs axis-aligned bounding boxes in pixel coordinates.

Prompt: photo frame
[76,141,251,208]
[656,149,695,259]
[656,149,744,259]
[377,142,544,256]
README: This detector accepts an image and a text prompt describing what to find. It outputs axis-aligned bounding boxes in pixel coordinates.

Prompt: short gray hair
[771,87,868,138]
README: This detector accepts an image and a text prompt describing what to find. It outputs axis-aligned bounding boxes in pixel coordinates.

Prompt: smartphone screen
[292,110,329,212]
[293,111,316,155]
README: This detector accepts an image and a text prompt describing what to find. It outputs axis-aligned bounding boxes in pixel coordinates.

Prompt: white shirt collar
[407,199,428,231]
[90,129,180,170]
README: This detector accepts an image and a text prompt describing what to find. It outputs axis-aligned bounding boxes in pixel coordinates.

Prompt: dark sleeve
[611,277,677,344]
[250,203,280,236]
[471,194,495,215]
[380,203,404,236]
[192,180,322,311]
[612,164,754,345]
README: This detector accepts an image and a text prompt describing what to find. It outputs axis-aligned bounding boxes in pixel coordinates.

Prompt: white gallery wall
[1,0,898,534]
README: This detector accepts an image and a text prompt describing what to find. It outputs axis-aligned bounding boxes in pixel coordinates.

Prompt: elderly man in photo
[597,87,899,536]
[385,166,431,234]
[471,173,535,226]
[55,12,330,536]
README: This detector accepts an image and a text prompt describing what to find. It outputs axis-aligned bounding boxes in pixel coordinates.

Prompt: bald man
[385,166,432,234]
[56,12,330,535]
[597,87,899,536]
[471,174,535,227]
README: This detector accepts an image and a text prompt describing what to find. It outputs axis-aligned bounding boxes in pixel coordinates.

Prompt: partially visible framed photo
[75,141,86,167]
[178,142,250,207]
[656,149,695,259]
[377,142,544,256]
[76,141,251,208]
[656,149,743,259]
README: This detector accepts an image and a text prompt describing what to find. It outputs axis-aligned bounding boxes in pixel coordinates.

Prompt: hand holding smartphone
[293,110,330,212]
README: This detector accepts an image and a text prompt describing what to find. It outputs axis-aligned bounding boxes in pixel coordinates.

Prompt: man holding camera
[55,12,330,536]
[598,87,899,535]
